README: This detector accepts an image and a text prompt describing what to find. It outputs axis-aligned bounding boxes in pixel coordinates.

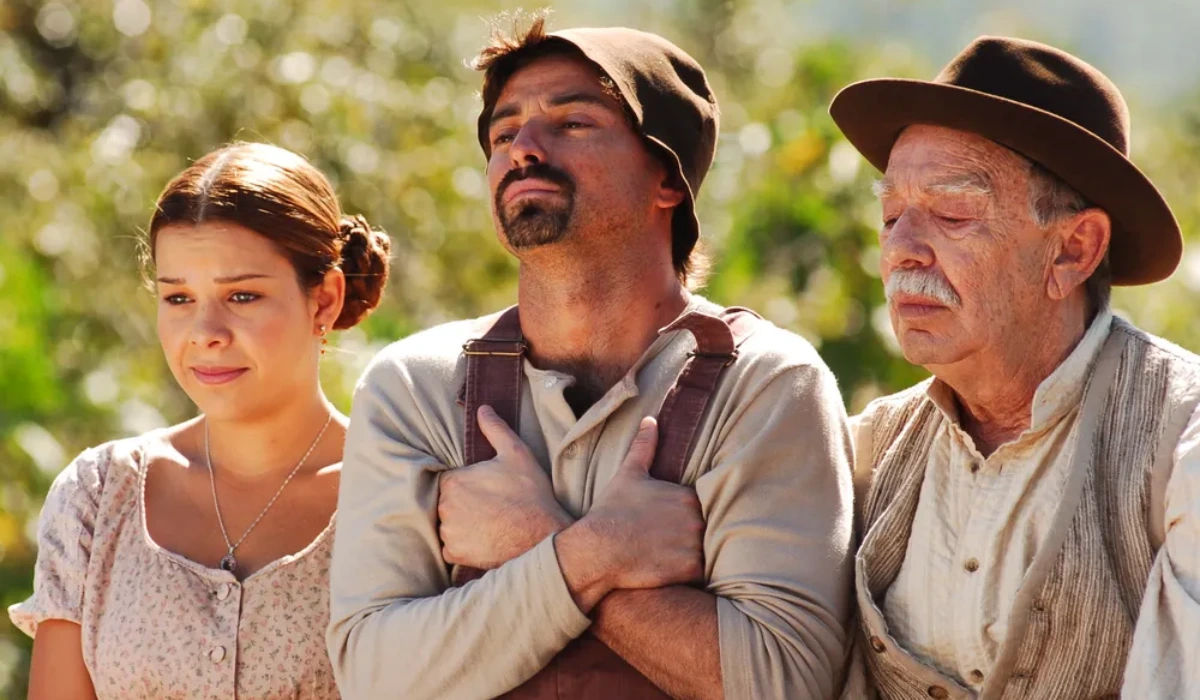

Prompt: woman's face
[154,221,338,422]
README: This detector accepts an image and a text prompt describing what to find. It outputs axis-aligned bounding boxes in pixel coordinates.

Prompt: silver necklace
[204,414,332,573]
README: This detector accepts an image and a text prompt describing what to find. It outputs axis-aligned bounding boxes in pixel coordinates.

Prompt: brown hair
[145,142,391,329]
[471,10,710,288]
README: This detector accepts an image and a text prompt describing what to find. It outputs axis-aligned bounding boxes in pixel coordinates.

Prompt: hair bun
[335,214,391,329]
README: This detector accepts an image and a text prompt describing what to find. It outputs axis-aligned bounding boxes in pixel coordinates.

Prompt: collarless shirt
[880,309,1113,689]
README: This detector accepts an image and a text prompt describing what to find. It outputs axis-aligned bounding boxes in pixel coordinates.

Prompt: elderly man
[829,36,1200,699]
[327,16,853,700]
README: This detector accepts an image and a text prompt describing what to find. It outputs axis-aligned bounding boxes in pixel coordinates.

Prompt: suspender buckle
[688,349,738,367]
[462,339,528,357]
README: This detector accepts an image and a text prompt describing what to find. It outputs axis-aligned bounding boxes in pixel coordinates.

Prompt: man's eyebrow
[924,173,993,196]
[871,173,994,199]
[489,91,616,128]
[156,273,273,284]
[547,91,613,110]
[872,178,894,199]
[490,102,521,125]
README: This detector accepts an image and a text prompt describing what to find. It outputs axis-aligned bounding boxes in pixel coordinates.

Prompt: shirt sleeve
[697,359,855,700]
[326,351,591,700]
[1122,403,1200,698]
[8,447,106,637]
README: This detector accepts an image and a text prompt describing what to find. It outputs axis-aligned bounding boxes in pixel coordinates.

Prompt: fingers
[618,416,658,475]
[476,405,526,459]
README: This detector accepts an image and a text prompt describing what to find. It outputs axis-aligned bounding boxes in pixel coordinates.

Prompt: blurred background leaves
[2,0,1199,695]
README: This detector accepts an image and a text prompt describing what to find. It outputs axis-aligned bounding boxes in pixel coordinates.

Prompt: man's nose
[509,121,549,168]
[882,209,936,271]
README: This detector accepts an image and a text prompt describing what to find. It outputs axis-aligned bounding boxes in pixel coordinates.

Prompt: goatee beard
[495,163,576,249]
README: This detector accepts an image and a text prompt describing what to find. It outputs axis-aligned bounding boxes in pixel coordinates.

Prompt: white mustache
[885,269,962,308]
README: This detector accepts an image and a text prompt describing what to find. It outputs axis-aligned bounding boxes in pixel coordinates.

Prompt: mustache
[885,268,962,308]
[495,163,576,206]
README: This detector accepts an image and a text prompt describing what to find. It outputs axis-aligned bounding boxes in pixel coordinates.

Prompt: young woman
[10,142,391,699]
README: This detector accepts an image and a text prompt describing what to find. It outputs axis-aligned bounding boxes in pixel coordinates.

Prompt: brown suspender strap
[454,306,525,585]
[649,307,762,483]
[452,305,762,586]
[462,306,525,465]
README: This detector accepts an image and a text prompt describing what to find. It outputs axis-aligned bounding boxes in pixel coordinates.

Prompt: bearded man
[327,17,854,700]
[831,36,1200,699]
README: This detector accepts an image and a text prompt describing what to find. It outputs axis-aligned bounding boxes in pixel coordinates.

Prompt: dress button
[563,443,578,459]
[869,636,886,653]
[215,583,233,601]
[969,669,985,684]
[964,558,980,573]
[927,686,949,699]
[209,646,226,663]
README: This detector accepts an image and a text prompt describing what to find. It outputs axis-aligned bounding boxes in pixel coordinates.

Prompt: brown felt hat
[476,27,719,269]
[829,36,1181,286]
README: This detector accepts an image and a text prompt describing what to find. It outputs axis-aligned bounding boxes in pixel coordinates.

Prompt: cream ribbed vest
[853,319,1200,700]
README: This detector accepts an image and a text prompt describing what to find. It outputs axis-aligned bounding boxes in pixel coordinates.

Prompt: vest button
[927,686,949,699]
[869,636,886,653]
[964,558,980,573]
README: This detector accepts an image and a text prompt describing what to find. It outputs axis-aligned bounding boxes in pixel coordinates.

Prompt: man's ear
[654,167,687,210]
[1046,208,1111,301]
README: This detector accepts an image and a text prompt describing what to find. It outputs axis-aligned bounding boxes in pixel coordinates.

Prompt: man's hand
[438,405,574,570]
[555,417,706,613]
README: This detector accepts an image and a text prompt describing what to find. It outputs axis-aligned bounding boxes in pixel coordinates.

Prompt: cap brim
[830,78,1181,285]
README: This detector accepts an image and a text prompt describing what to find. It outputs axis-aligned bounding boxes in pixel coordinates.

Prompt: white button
[215,583,233,601]
[563,443,578,459]
[544,377,557,389]
[209,646,226,663]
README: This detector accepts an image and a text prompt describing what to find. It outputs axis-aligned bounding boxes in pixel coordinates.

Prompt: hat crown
[937,36,1131,155]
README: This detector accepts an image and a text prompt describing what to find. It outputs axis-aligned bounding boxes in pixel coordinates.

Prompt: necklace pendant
[219,554,237,572]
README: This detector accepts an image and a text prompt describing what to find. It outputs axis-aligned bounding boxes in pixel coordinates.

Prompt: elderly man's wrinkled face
[485,53,677,257]
[877,125,1056,368]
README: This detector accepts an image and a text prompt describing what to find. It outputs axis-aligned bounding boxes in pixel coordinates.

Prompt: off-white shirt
[850,309,1200,698]
[328,297,855,700]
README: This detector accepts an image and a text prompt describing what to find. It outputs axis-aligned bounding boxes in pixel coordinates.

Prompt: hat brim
[830,78,1181,285]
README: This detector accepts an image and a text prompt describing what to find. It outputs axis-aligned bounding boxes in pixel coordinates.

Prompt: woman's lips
[191,367,249,385]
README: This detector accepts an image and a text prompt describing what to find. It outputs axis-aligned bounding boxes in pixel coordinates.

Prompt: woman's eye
[163,294,190,305]
[230,292,259,303]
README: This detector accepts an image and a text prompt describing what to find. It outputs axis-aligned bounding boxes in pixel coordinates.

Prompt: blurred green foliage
[1,0,1199,696]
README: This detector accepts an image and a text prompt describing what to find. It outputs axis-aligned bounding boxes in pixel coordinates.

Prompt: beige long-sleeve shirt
[328,297,854,700]
[850,309,1200,698]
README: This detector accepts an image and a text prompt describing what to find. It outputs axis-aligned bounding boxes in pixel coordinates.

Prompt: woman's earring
[319,324,328,356]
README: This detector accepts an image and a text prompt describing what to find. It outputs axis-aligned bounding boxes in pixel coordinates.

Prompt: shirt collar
[927,307,1114,432]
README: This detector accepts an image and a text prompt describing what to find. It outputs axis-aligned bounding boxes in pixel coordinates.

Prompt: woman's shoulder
[48,423,194,506]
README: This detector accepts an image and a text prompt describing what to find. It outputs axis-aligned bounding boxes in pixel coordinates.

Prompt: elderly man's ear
[1046,208,1112,301]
